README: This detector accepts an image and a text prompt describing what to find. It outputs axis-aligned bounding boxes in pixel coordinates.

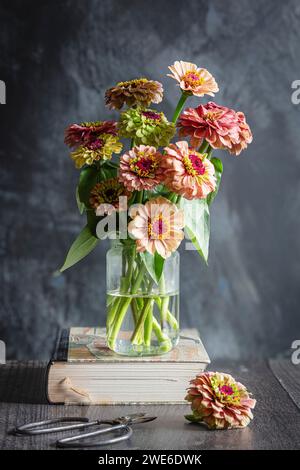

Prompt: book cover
[52,327,210,364]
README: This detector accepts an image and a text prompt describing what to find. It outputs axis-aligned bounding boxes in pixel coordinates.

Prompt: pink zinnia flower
[119,145,163,191]
[185,371,256,430]
[162,141,216,200]
[128,196,184,258]
[167,61,219,97]
[64,121,118,148]
[178,101,252,155]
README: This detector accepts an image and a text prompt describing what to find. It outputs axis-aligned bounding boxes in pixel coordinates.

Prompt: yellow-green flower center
[183,70,205,87]
[211,374,241,405]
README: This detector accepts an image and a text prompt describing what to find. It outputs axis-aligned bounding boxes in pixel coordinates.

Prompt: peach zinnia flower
[178,101,252,155]
[119,145,163,191]
[167,61,219,97]
[162,141,216,200]
[185,371,256,430]
[128,196,184,258]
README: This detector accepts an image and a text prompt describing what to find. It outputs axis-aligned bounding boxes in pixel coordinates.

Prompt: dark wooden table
[0,360,299,450]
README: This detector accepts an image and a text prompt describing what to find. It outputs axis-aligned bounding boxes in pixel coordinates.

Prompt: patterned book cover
[52,327,210,364]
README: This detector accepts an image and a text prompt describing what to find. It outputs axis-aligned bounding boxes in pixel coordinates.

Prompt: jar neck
[109,238,136,249]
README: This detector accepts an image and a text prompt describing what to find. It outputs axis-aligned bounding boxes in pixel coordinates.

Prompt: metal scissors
[12,413,156,448]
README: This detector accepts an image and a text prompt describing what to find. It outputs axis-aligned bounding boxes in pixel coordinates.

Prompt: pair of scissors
[12,413,156,447]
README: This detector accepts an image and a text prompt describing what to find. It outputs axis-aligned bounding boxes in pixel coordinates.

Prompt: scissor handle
[56,423,133,448]
[13,417,91,435]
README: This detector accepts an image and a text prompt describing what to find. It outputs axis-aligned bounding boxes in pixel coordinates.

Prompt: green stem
[107,245,136,331]
[155,297,179,330]
[131,299,144,345]
[159,275,169,328]
[166,310,179,330]
[144,303,154,346]
[130,277,154,344]
[106,297,121,329]
[206,145,213,160]
[168,192,178,203]
[136,190,144,204]
[133,295,147,345]
[107,297,132,348]
[171,92,190,124]
[131,296,153,344]
[152,317,172,345]
[123,246,136,291]
[108,263,146,347]
[175,195,182,206]
[198,139,209,153]
[131,298,139,324]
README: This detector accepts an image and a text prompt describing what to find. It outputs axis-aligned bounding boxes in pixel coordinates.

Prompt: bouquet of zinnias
[60,60,252,355]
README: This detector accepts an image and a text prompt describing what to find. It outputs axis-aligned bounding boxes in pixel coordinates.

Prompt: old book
[47,327,210,405]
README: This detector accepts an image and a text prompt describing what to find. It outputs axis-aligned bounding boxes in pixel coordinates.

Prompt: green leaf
[181,198,210,264]
[154,252,165,281]
[77,162,117,209]
[59,225,99,272]
[139,251,165,284]
[144,184,172,202]
[86,209,100,235]
[207,157,223,206]
[99,162,117,180]
[185,414,200,423]
[75,186,85,214]
[78,166,100,207]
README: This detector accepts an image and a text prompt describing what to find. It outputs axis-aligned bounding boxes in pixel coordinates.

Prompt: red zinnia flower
[64,121,118,148]
[178,102,252,155]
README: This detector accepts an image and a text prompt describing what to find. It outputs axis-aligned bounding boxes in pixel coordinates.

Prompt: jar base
[107,334,179,357]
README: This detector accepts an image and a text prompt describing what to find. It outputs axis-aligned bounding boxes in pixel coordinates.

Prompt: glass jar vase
[106,240,179,356]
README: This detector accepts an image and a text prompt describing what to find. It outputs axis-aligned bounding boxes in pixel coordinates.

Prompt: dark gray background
[1,0,299,360]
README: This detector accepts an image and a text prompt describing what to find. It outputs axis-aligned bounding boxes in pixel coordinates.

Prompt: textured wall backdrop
[1,0,300,360]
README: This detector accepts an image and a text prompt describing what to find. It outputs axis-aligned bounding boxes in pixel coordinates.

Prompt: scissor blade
[131,416,157,424]
[115,413,145,423]
[124,413,145,419]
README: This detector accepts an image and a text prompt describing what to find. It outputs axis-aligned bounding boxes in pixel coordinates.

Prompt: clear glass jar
[106,240,179,356]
